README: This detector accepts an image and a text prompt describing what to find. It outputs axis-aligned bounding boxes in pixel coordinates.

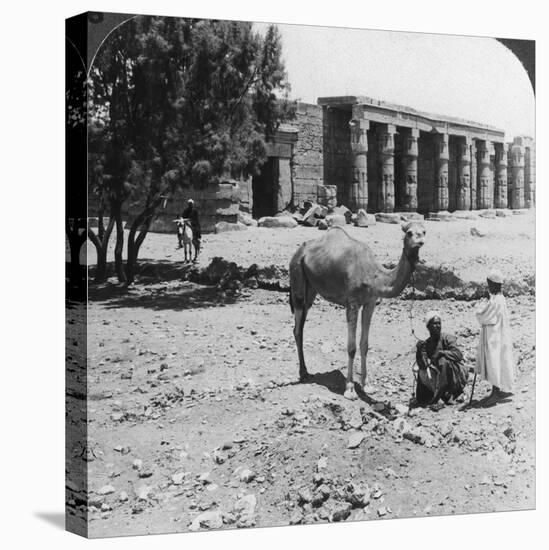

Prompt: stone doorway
[252,158,278,219]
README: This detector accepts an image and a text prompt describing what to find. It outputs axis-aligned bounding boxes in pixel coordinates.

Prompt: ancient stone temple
[122,95,535,233]
[252,96,535,219]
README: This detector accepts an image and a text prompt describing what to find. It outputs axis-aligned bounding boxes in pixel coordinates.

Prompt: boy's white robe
[475,293,516,391]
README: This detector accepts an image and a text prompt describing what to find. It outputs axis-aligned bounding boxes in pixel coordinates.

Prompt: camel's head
[402,221,425,263]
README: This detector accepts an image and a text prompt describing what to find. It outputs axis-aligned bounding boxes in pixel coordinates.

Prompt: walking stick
[469,372,477,405]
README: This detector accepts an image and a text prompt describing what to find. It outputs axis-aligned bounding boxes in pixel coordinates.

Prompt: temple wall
[292,102,324,204]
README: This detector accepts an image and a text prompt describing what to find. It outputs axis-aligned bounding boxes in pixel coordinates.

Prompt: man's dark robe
[415,333,468,404]
[182,205,201,240]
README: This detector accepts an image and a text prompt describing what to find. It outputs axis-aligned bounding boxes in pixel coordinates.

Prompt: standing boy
[475,270,516,403]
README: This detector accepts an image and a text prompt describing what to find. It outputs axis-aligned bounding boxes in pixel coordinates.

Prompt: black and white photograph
[62,7,540,540]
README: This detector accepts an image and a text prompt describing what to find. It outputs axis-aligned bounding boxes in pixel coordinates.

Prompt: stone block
[355,209,369,227]
[511,209,529,215]
[326,214,346,227]
[214,221,248,233]
[375,212,401,224]
[495,209,513,217]
[237,211,257,226]
[215,202,240,217]
[427,211,456,222]
[258,216,298,229]
[332,205,352,224]
[453,211,480,220]
[317,219,328,230]
[478,209,496,219]
[397,212,424,222]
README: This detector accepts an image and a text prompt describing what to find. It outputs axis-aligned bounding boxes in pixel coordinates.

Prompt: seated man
[415,311,469,407]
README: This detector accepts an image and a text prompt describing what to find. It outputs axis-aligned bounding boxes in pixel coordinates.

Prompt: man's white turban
[425,310,441,327]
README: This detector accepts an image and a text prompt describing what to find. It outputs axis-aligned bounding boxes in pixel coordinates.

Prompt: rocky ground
[67,210,536,538]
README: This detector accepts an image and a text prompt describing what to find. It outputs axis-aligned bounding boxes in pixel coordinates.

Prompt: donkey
[175,218,200,262]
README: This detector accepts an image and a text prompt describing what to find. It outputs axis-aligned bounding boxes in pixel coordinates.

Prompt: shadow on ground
[303,369,380,408]
[88,280,240,312]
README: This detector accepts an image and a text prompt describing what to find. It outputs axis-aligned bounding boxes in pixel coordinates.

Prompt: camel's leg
[344,305,359,401]
[359,300,377,394]
[293,305,310,382]
[290,261,316,382]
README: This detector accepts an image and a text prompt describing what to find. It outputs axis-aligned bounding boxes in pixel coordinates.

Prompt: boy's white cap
[487,270,503,284]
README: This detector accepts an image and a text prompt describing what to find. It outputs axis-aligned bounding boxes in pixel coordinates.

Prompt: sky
[254,22,535,140]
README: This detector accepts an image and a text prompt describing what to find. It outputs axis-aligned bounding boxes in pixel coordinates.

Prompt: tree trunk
[66,218,87,289]
[113,205,126,283]
[125,200,160,284]
[88,216,114,283]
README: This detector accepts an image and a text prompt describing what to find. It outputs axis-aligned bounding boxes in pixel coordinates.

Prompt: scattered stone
[289,509,304,525]
[325,499,352,522]
[298,487,314,504]
[101,503,112,512]
[233,494,257,527]
[213,450,227,464]
[344,483,370,508]
[317,219,328,230]
[239,469,255,483]
[132,459,143,471]
[375,212,401,224]
[198,472,212,484]
[189,510,224,531]
[118,491,129,502]
[377,507,387,517]
[97,485,116,496]
[347,432,366,449]
[214,221,247,233]
[317,456,328,471]
[237,211,257,226]
[496,209,513,217]
[326,214,346,228]
[355,208,369,227]
[394,403,409,416]
[373,402,385,412]
[258,216,298,229]
[171,472,186,485]
[137,486,152,501]
[470,227,486,237]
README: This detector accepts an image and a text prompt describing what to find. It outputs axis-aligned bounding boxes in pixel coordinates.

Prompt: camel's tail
[289,284,294,314]
[289,248,309,315]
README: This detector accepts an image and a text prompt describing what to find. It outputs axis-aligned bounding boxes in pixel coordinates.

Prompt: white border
[2,1,545,549]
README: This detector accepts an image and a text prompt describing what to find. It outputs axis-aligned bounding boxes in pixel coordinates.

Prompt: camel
[289,221,426,400]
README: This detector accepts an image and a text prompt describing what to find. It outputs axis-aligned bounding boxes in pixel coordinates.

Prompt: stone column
[494,142,508,209]
[476,141,492,210]
[510,137,525,209]
[434,132,449,211]
[524,144,534,208]
[456,136,472,210]
[470,140,477,209]
[378,124,395,212]
[400,128,419,212]
[349,118,369,211]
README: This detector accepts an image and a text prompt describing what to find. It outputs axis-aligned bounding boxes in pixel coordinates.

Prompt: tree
[88,16,294,284]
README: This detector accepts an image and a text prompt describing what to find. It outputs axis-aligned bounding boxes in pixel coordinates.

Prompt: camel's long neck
[377,249,417,298]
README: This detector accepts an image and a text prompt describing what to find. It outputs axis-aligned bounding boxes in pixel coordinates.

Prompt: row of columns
[348,120,533,213]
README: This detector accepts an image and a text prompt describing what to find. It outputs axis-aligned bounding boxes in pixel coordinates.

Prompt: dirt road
[67,211,536,537]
